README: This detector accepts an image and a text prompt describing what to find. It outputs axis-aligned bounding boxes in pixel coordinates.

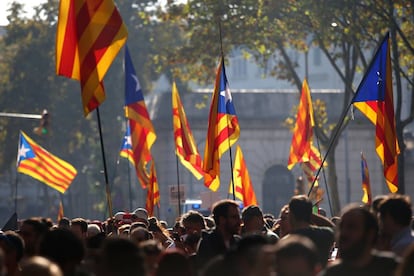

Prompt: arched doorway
[262,165,294,216]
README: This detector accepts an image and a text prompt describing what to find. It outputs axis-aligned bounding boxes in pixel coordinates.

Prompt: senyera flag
[352,33,399,193]
[228,145,257,207]
[145,161,160,217]
[203,57,240,191]
[172,81,204,180]
[17,131,77,193]
[287,79,315,170]
[56,0,128,116]
[124,45,156,188]
[360,152,372,204]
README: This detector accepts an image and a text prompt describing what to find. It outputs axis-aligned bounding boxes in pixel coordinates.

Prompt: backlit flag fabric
[17,131,77,193]
[301,144,323,186]
[56,0,128,116]
[352,33,399,193]
[124,45,156,188]
[145,161,160,217]
[119,124,135,166]
[360,152,372,204]
[203,57,240,191]
[57,201,64,222]
[287,79,315,170]
[172,82,204,180]
[229,145,257,207]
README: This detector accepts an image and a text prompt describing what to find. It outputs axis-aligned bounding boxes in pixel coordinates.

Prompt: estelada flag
[352,33,399,193]
[203,57,240,191]
[17,131,77,193]
[124,45,156,188]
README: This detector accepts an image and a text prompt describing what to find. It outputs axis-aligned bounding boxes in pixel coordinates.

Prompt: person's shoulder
[321,260,346,276]
[371,250,400,266]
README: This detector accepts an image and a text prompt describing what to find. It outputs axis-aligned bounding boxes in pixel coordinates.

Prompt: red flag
[203,58,240,191]
[56,0,128,116]
[145,161,160,217]
[361,152,372,204]
[287,80,314,170]
[229,145,257,206]
[172,82,204,180]
[352,33,399,193]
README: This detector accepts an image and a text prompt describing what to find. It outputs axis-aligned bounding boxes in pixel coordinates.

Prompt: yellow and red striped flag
[287,79,314,170]
[352,33,399,193]
[203,57,240,191]
[229,145,257,207]
[57,201,64,222]
[124,45,156,188]
[172,82,204,180]
[360,152,372,204]
[56,0,128,116]
[17,131,77,193]
[145,161,160,217]
[301,144,323,186]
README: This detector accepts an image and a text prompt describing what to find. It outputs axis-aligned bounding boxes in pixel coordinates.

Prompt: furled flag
[172,81,204,180]
[287,79,314,170]
[203,57,240,191]
[17,131,77,193]
[228,145,257,207]
[301,144,324,187]
[56,0,128,116]
[360,152,372,204]
[352,33,399,193]
[57,201,64,222]
[119,124,135,166]
[124,45,157,188]
[145,161,160,217]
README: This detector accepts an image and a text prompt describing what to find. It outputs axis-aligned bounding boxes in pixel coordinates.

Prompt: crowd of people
[0,193,413,275]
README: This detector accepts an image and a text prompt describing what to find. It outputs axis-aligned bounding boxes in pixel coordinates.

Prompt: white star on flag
[17,144,30,162]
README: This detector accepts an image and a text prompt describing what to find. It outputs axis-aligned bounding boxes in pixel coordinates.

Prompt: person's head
[212,200,241,236]
[337,203,378,261]
[139,239,163,275]
[155,249,193,276]
[19,217,49,256]
[274,235,321,276]
[130,227,152,245]
[70,218,88,240]
[241,205,264,234]
[96,237,146,276]
[278,204,291,238]
[38,228,85,275]
[57,217,70,230]
[0,231,25,271]
[87,224,102,238]
[132,208,149,227]
[371,195,387,215]
[288,195,313,227]
[20,256,63,276]
[378,194,412,236]
[180,211,206,235]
